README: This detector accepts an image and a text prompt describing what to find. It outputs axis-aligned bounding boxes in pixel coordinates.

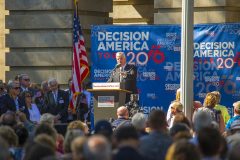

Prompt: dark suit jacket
[113,146,146,160]
[108,64,137,94]
[139,131,172,160]
[0,94,25,115]
[20,87,35,95]
[44,89,69,123]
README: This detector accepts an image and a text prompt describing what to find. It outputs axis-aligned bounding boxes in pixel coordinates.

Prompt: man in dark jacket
[139,110,172,160]
[19,73,34,95]
[44,78,69,123]
[0,80,25,116]
[111,106,131,130]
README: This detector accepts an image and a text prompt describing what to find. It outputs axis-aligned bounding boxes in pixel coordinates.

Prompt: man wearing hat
[226,101,240,133]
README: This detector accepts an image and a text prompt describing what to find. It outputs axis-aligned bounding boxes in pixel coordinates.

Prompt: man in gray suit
[44,78,68,123]
[107,52,137,103]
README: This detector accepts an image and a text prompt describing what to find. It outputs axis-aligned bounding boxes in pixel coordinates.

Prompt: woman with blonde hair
[211,91,230,124]
[167,88,203,126]
[194,92,225,133]
[67,120,89,135]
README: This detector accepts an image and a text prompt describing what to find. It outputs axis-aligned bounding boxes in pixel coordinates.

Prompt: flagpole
[71,0,89,114]
[75,0,78,17]
[74,0,82,93]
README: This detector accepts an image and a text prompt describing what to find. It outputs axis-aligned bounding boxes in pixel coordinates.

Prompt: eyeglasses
[13,87,20,90]
[23,79,30,81]
[25,95,32,98]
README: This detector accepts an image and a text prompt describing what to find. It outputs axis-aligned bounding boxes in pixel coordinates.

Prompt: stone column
[0,0,8,81]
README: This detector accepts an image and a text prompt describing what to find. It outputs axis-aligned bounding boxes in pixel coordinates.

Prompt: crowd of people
[0,74,240,160]
[0,74,90,124]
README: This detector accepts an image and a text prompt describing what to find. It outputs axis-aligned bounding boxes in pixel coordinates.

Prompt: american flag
[70,7,89,109]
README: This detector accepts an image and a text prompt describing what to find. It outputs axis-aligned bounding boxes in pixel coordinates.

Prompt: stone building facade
[2,0,112,84]
[0,0,239,84]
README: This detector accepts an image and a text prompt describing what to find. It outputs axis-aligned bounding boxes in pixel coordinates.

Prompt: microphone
[110,63,121,75]
[113,63,121,70]
[119,66,123,82]
[107,63,121,82]
[115,63,121,68]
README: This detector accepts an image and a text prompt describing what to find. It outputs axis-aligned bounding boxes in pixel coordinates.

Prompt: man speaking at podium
[107,52,137,103]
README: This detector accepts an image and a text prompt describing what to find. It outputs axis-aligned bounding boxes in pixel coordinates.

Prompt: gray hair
[116,52,126,58]
[83,135,111,160]
[233,101,240,108]
[7,80,19,89]
[64,129,84,153]
[131,113,147,130]
[192,110,213,133]
[7,80,14,92]
[41,80,48,89]
[19,73,29,81]
[48,78,58,86]
[40,113,54,127]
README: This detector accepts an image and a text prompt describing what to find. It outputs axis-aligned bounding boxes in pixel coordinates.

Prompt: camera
[125,94,142,118]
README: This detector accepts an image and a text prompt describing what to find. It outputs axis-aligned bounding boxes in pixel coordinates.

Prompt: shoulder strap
[213,109,221,123]
[118,119,131,128]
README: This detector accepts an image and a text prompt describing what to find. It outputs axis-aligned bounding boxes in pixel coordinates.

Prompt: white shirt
[28,103,41,123]
[83,90,91,107]
[14,97,20,111]
[21,86,28,92]
[52,91,58,103]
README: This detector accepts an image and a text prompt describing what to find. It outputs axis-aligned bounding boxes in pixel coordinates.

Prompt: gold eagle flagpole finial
[74,0,78,6]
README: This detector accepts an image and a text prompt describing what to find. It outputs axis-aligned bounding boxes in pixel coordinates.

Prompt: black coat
[113,146,146,160]
[44,89,69,123]
[0,94,26,116]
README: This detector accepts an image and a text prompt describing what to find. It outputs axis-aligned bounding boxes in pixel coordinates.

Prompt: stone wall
[154,0,240,24]
[5,0,112,84]
[2,0,240,83]
[113,0,154,24]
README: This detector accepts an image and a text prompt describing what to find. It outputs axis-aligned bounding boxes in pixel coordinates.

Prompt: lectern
[88,82,131,123]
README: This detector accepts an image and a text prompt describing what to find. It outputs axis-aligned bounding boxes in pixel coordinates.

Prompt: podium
[88,82,131,123]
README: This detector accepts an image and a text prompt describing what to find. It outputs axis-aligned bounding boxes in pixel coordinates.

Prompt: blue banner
[91,24,240,115]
